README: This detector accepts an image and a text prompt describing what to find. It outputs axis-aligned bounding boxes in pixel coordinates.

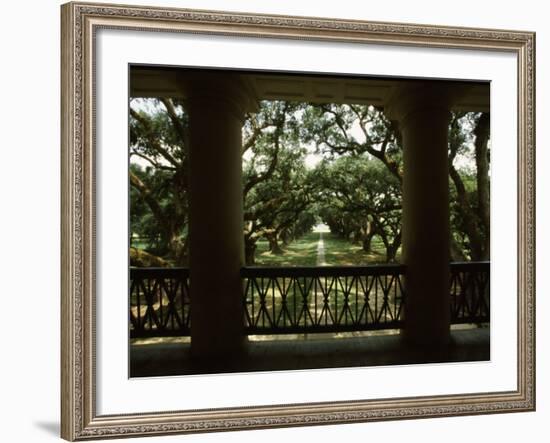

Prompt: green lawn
[255,232,319,266]
[322,234,399,265]
[132,230,401,267]
[254,231,401,266]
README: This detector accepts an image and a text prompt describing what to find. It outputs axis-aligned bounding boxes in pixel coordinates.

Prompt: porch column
[183,73,256,359]
[387,82,454,346]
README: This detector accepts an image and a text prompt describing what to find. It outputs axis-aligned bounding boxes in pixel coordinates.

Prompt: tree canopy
[129,97,490,266]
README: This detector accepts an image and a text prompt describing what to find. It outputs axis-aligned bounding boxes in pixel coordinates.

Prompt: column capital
[179,71,259,122]
[385,81,468,128]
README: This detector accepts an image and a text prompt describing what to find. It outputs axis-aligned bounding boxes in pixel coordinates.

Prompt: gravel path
[316,231,327,266]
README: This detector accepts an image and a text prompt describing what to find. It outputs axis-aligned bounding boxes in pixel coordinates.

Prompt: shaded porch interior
[129,66,491,377]
[131,327,489,377]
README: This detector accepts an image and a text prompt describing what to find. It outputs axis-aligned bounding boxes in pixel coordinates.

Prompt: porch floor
[130,327,490,377]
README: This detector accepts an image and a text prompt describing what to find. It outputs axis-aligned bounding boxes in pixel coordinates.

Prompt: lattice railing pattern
[129,262,490,338]
[129,267,190,337]
[450,261,490,324]
[241,266,406,334]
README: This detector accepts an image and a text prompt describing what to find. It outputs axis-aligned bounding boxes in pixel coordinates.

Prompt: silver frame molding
[61,2,536,440]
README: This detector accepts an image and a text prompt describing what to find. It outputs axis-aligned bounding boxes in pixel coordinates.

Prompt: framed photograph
[61,1,535,440]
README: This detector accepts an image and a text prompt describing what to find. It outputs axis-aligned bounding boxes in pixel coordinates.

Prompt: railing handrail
[131,262,487,275]
[450,261,490,271]
[130,267,189,278]
[241,264,406,277]
[130,265,408,278]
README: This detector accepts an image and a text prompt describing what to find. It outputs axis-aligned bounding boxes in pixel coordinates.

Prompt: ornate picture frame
[61,1,535,440]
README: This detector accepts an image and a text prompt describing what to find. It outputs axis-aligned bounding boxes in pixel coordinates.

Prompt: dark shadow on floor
[130,328,490,377]
[33,421,59,437]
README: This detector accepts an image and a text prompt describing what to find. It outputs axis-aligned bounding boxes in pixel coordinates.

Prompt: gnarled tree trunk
[266,232,284,255]
[474,112,490,260]
[245,237,257,266]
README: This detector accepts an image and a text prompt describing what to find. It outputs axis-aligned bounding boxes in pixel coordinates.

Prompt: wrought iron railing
[130,267,190,338]
[450,261,490,324]
[129,262,490,337]
[242,265,405,334]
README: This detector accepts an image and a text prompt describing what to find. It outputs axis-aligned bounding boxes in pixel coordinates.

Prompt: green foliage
[129,98,189,265]
[448,112,490,260]
[302,104,402,179]
[313,155,402,261]
[129,96,489,266]
[241,102,318,262]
